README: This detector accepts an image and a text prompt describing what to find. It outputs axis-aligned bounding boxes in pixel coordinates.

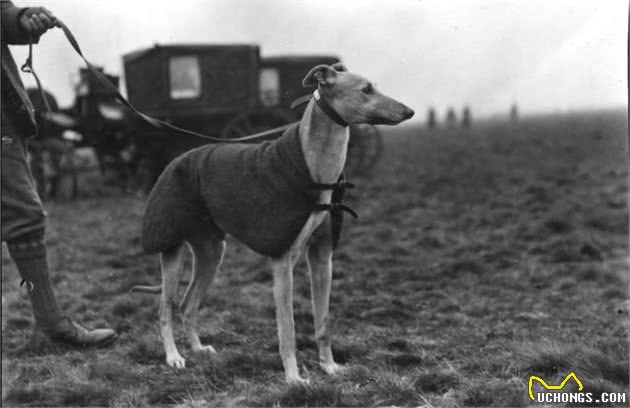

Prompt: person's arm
[1,1,61,45]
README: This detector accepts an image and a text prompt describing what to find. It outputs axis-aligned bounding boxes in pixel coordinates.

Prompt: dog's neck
[299,98,349,184]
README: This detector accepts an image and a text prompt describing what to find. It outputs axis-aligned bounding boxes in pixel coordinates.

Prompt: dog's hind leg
[180,236,225,354]
[160,243,187,369]
[306,235,345,375]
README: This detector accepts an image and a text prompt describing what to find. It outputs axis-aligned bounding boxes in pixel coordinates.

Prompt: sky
[8,0,628,119]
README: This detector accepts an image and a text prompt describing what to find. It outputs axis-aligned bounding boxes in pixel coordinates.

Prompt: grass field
[2,109,628,407]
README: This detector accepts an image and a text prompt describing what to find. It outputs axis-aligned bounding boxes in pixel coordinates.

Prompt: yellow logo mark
[528,372,584,400]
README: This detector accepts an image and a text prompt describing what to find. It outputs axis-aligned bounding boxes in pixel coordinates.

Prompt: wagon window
[259,68,280,107]
[169,56,201,99]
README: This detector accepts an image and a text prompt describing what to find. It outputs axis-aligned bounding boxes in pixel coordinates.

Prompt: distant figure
[462,106,471,128]
[446,107,457,128]
[427,107,436,129]
[510,103,519,124]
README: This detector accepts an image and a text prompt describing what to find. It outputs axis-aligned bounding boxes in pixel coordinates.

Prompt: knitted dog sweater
[141,124,345,257]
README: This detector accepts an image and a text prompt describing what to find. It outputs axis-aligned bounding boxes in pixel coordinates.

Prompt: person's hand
[19,7,62,38]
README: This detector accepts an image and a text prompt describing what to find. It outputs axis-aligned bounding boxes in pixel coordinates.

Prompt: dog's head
[302,63,414,125]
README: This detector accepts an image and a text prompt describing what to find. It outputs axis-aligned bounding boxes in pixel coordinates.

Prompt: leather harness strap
[312,180,355,190]
[312,175,358,219]
[314,202,358,219]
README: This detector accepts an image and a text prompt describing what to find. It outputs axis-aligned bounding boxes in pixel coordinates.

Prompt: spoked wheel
[345,124,383,176]
[220,108,297,140]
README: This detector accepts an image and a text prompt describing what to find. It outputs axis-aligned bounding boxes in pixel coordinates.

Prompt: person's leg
[1,134,115,346]
[5,231,63,332]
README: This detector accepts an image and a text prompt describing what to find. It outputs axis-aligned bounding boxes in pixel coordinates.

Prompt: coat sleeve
[1,1,40,45]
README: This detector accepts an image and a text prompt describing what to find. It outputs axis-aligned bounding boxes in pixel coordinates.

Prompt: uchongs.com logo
[528,372,627,404]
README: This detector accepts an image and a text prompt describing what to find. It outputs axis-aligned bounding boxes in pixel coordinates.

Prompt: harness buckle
[314,203,358,219]
[20,279,34,292]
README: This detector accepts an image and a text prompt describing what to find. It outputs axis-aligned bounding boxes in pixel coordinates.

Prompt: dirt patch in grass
[252,381,347,407]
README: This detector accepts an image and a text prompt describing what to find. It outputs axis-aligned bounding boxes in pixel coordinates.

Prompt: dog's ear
[302,64,337,88]
[332,62,347,72]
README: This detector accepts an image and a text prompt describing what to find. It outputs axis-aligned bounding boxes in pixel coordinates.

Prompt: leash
[22,23,352,143]
[22,23,298,143]
[20,34,53,113]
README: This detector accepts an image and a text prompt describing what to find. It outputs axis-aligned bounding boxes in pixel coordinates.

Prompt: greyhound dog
[133,63,414,383]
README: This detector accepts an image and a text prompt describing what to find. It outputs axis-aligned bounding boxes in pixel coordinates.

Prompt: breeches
[1,133,47,242]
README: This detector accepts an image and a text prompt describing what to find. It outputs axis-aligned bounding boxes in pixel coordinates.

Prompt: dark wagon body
[124,44,259,131]
[121,44,265,184]
[259,55,340,111]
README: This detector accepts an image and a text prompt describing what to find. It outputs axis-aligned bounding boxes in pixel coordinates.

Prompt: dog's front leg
[160,244,187,369]
[270,251,308,384]
[270,213,325,383]
[306,239,345,375]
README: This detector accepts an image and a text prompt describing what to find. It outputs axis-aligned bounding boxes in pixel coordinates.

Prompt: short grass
[2,109,628,406]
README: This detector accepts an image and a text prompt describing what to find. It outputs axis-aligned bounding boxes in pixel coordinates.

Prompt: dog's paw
[192,345,216,354]
[166,354,186,369]
[320,362,347,376]
[286,375,310,385]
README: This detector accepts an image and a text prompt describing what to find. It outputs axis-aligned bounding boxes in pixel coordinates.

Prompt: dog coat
[141,124,351,257]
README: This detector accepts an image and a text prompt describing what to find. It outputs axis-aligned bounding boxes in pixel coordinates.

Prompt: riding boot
[7,238,117,347]
[6,238,63,332]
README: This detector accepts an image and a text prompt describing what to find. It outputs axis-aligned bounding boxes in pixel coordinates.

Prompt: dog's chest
[318,190,333,206]
[294,209,329,250]
[195,125,326,257]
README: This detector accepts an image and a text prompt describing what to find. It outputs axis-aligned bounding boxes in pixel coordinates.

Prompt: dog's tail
[129,280,190,294]
[129,284,162,294]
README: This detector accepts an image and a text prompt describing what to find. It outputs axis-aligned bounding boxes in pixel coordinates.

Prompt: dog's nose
[403,107,415,119]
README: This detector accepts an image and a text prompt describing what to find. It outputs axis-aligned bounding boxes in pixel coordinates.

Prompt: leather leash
[21,23,351,145]
[22,23,297,143]
[20,34,53,113]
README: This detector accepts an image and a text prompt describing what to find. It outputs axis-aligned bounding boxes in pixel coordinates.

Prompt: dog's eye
[362,84,373,94]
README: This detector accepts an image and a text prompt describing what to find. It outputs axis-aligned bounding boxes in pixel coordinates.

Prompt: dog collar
[313,89,349,127]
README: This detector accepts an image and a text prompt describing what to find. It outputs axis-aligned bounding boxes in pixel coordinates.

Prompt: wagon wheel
[345,124,383,175]
[220,108,297,140]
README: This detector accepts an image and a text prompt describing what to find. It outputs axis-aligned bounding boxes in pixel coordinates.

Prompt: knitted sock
[7,239,64,332]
